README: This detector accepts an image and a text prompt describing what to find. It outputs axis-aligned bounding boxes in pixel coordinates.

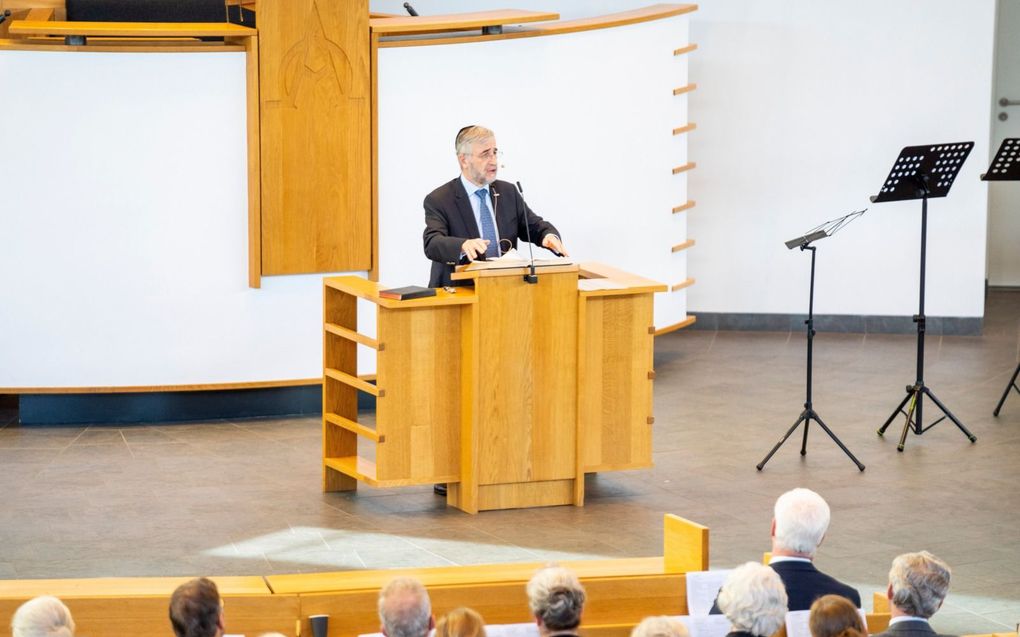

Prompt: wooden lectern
[322,262,665,513]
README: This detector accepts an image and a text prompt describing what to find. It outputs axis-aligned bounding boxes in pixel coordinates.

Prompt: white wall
[374,1,998,318]
[0,51,357,387]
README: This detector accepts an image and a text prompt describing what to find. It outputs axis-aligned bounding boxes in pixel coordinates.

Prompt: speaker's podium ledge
[577,261,667,297]
[654,316,697,336]
[451,260,577,280]
[324,457,458,489]
[324,275,475,308]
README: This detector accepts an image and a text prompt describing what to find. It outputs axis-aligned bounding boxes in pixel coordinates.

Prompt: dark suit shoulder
[424,177,464,205]
[872,620,949,637]
[769,561,861,610]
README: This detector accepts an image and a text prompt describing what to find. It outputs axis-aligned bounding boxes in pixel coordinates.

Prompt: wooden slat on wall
[258,0,371,275]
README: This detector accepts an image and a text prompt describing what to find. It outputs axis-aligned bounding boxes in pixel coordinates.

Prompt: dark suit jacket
[422,177,559,288]
[710,560,861,614]
[872,619,953,637]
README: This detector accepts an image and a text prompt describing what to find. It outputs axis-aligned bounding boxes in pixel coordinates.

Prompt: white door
[989,0,1020,286]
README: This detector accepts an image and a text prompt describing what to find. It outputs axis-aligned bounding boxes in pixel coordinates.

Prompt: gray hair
[888,551,951,618]
[717,562,789,637]
[11,596,76,637]
[526,566,586,631]
[631,616,689,637]
[774,488,830,556]
[379,577,433,637]
[455,125,495,156]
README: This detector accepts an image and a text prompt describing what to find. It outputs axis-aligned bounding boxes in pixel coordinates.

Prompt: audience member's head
[630,615,689,637]
[886,551,951,619]
[772,487,831,558]
[378,577,434,637]
[527,566,586,636]
[435,607,486,637]
[169,577,224,637]
[717,562,789,637]
[809,594,865,637]
[11,596,75,637]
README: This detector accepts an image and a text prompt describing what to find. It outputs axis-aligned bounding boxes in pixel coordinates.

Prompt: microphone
[515,181,538,284]
[403,2,419,16]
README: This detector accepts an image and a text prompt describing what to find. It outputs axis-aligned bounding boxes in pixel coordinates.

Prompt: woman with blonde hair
[809,594,866,637]
[435,607,486,637]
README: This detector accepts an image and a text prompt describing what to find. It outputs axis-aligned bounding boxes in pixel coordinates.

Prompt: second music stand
[872,142,978,451]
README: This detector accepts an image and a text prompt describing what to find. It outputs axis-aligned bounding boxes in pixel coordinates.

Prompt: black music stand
[873,142,978,451]
[757,211,867,471]
[982,138,1020,417]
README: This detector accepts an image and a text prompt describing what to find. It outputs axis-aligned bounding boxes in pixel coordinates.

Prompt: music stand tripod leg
[878,390,912,436]
[993,362,1020,417]
[757,411,808,471]
[800,414,810,455]
[897,390,918,452]
[923,386,977,441]
[810,410,865,470]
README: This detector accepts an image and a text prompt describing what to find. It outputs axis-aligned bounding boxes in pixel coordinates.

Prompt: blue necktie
[476,188,500,258]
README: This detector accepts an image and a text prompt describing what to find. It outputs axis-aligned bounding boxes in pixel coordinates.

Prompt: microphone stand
[515,181,538,284]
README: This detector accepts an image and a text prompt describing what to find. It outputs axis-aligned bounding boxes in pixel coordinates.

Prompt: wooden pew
[0,514,709,637]
[270,514,709,637]
[0,576,298,637]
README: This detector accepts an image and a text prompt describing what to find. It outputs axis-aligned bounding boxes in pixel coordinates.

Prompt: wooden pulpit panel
[376,305,462,483]
[579,294,654,471]
[473,272,579,488]
[258,0,371,275]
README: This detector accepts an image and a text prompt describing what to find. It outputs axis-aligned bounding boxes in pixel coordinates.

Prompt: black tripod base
[993,362,1020,417]
[878,383,977,451]
[757,407,865,471]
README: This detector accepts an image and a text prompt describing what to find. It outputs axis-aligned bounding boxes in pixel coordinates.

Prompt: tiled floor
[1,291,1018,635]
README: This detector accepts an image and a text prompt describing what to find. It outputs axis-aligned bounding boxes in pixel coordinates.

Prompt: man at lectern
[422,125,569,288]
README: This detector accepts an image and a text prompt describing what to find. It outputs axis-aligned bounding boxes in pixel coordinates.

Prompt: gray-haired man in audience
[873,551,953,637]
[712,488,860,613]
[378,577,435,637]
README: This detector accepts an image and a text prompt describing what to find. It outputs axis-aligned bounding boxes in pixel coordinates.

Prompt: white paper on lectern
[685,570,731,616]
[674,614,731,637]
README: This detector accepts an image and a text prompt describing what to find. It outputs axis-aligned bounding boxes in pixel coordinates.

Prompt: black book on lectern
[981,138,1020,181]
[379,285,436,301]
[871,142,974,203]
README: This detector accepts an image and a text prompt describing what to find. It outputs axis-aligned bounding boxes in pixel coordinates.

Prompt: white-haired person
[716,562,788,637]
[527,566,586,637]
[712,487,860,613]
[630,616,690,637]
[379,577,435,637]
[872,552,953,637]
[11,595,76,637]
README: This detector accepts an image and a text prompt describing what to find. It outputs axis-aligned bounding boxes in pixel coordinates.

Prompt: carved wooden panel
[258,0,371,275]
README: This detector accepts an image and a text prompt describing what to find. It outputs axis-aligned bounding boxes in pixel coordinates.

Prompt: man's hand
[461,238,490,261]
[542,234,569,257]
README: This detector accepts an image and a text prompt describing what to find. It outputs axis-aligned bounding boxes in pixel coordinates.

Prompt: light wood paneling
[375,304,462,483]
[671,239,695,252]
[578,295,655,472]
[672,82,696,96]
[672,161,696,175]
[259,0,370,275]
[671,277,695,292]
[474,272,579,488]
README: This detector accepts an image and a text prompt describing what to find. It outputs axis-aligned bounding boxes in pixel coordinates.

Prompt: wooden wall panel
[258,0,371,275]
